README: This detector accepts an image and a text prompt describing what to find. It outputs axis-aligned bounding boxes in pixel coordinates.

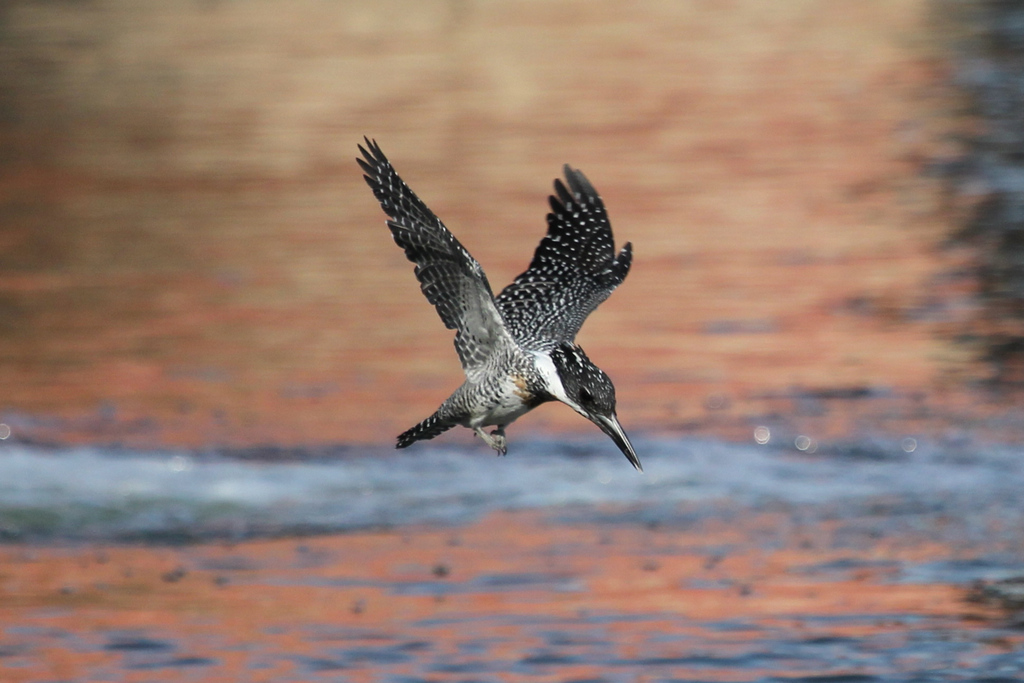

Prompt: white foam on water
[0,437,1021,540]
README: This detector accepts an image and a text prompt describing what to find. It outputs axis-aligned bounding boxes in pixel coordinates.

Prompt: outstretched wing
[495,165,632,349]
[358,138,511,374]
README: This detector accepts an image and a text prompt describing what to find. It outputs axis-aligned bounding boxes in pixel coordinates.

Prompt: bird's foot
[474,427,507,456]
[490,429,507,456]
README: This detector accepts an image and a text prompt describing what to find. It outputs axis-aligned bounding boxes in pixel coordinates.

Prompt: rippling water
[0,436,1021,548]
[2,436,1024,681]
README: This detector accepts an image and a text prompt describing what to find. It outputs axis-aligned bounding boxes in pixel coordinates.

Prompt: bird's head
[548,343,641,471]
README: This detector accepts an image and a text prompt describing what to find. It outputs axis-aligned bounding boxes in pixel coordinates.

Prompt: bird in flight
[357,138,640,470]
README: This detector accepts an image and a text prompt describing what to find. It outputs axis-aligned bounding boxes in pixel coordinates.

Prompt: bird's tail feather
[396,412,455,448]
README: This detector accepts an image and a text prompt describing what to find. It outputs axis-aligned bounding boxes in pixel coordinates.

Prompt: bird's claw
[475,427,507,456]
[490,430,507,456]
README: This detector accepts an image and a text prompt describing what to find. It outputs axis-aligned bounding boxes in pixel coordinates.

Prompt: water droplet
[704,393,729,410]
[795,435,812,451]
[169,455,192,472]
[0,424,9,440]
[901,437,917,453]
[754,426,770,445]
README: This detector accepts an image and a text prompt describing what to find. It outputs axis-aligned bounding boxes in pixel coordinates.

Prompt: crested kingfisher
[358,138,641,470]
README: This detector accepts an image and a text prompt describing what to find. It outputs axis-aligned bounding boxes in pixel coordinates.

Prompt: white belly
[469,375,535,429]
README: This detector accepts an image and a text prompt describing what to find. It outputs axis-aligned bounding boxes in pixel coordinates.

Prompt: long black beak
[592,413,642,472]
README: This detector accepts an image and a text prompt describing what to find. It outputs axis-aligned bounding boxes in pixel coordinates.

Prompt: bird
[357,138,641,471]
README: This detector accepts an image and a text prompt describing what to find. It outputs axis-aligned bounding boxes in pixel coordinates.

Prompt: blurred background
[6,1,1024,681]
[0,0,997,450]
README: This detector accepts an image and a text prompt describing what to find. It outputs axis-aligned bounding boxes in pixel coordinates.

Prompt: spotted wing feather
[496,165,631,349]
[358,138,510,372]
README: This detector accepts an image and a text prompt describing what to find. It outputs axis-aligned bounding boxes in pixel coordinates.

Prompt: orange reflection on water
[0,508,1015,681]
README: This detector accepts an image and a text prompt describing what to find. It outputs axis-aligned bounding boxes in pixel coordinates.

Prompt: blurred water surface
[1,436,1022,554]
[3,2,1024,678]
[0,0,966,448]
[2,437,1024,681]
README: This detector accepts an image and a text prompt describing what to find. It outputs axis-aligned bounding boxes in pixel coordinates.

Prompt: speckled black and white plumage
[358,138,641,470]
[496,165,632,350]
[357,138,512,374]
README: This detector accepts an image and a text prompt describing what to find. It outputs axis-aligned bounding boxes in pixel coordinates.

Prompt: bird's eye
[579,387,593,404]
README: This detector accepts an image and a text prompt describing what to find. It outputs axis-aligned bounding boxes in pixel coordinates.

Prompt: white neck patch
[531,351,579,411]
